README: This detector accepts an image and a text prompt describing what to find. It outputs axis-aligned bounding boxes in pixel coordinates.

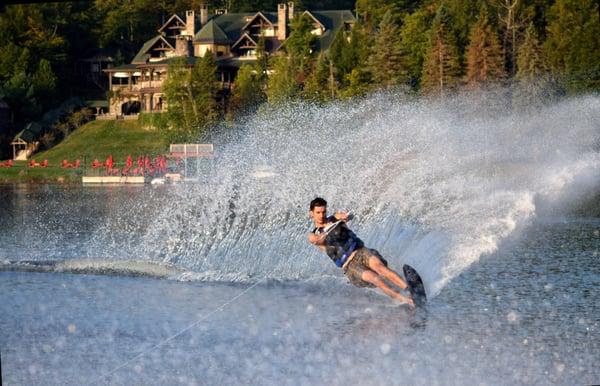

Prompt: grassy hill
[0,119,168,183]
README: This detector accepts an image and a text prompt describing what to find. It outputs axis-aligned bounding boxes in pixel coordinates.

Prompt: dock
[82,176,145,184]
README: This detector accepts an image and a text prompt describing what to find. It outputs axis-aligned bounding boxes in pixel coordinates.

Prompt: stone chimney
[186,10,195,36]
[175,35,192,56]
[277,3,288,41]
[288,2,294,20]
[200,3,208,27]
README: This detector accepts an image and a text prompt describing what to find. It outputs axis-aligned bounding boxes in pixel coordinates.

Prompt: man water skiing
[308,197,415,307]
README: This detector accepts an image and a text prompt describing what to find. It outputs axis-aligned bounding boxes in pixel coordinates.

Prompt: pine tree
[190,52,219,130]
[543,0,600,92]
[32,59,58,108]
[464,6,506,88]
[284,14,318,80]
[328,28,351,87]
[420,4,462,96]
[516,23,548,82]
[255,34,269,85]
[340,67,372,98]
[303,53,334,102]
[332,23,371,94]
[163,57,193,141]
[266,55,298,104]
[229,64,265,117]
[513,23,556,108]
[399,8,435,88]
[369,10,407,88]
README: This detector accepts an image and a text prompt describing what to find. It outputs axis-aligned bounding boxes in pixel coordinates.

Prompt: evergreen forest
[0,0,598,153]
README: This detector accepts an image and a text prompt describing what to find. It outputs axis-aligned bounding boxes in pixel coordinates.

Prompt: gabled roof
[158,14,187,34]
[13,122,42,143]
[241,12,274,30]
[309,10,356,52]
[301,11,326,31]
[232,32,258,49]
[131,36,175,64]
[124,9,356,67]
[195,19,231,44]
[207,12,264,44]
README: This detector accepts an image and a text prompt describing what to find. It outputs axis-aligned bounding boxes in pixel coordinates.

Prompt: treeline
[261,0,599,103]
[164,0,599,141]
[0,0,598,148]
[0,0,354,156]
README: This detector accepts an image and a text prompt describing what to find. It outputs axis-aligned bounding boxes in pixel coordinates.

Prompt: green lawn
[0,119,168,183]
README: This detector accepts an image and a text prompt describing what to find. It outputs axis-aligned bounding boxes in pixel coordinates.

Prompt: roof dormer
[242,12,275,37]
[301,11,326,36]
[158,14,188,38]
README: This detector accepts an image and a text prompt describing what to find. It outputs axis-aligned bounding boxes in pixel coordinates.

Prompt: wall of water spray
[90,89,599,297]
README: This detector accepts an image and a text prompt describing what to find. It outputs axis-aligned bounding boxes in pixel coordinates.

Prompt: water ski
[403,264,427,307]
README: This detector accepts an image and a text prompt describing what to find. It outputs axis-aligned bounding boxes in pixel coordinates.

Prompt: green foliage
[329,24,369,90]
[399,8,435,87]
[93,0,168,59]
[138,112,169,131]
[355,0,394,31]
[369,10,407,88]
[284,14,318,77]
[464,5,506,88]
[543,0,600,92]
[420,4,462,96]
[340,67,372,98]
[163,54,219,143]
[0,0,598,138]
[303,53,334,101]
[513,23,557,112]
[229,64,266,117]
[255,34,269,83]
[266,55,299,104]
[444,0,484,56]
[516,23,548,82]
[32,59,58,108]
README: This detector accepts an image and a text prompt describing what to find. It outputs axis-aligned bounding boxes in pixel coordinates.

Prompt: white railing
[169,143,214,158]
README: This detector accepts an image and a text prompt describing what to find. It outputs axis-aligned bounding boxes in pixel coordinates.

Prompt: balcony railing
[139,80,164,89]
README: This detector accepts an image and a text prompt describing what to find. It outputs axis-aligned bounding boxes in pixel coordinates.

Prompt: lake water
[1,92,599,385]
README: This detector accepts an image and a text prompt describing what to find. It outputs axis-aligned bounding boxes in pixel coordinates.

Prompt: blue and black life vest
[313,216,363,268]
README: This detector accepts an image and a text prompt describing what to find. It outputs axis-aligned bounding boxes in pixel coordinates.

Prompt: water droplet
[380,343,391,355]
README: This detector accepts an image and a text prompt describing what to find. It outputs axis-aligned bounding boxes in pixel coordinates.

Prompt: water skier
[308,197,415,307]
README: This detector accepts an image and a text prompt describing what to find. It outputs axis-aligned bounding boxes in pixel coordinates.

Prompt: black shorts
[343,247,388,288]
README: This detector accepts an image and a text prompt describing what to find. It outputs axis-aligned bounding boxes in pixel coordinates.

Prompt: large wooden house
[103,2,356,116]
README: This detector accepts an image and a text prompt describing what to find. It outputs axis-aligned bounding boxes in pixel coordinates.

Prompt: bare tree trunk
[497,0,519,75]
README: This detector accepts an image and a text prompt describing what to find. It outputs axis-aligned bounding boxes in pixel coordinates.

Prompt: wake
[6,90,599,297]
